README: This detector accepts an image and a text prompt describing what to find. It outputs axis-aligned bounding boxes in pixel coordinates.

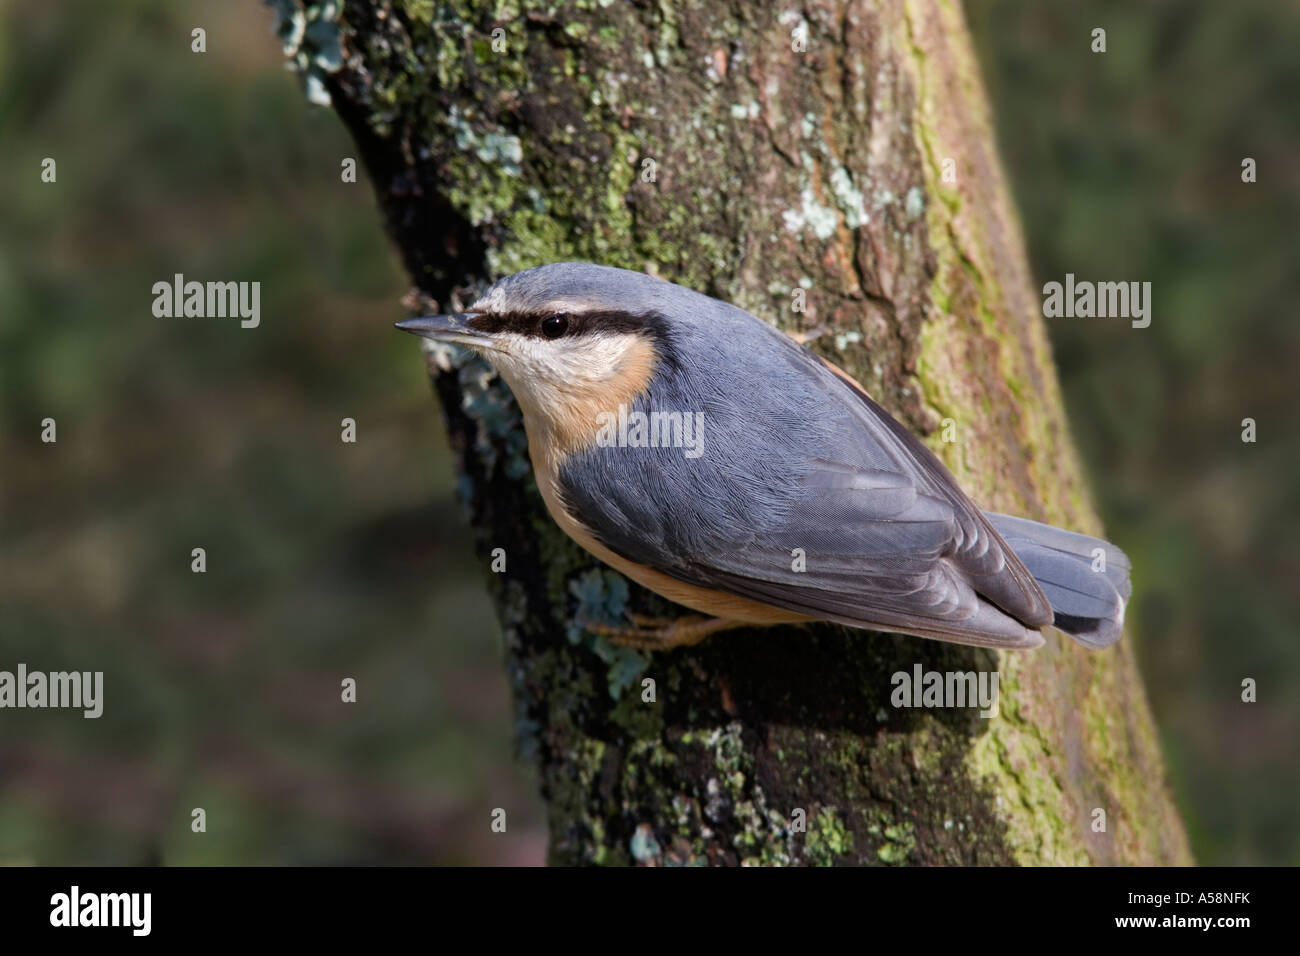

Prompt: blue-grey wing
[553,326,1052,648]
[560,444,1039,647]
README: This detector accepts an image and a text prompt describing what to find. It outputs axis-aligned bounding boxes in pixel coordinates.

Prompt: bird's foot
[583,612,741,651]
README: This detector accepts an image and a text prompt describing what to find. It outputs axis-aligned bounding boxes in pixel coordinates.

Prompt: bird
[396,262,1131,652]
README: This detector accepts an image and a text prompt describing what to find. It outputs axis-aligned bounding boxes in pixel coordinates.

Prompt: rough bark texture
[284,0,1190,864]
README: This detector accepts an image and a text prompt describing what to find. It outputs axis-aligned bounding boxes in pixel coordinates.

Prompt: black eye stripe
[465,311,542,336]
[467,309,666,339]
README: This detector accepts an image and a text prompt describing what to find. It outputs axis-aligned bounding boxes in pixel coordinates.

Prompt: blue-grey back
[558,281,949,568]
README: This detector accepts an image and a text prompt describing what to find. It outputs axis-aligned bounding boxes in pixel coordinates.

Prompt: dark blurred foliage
[968,0,1299,864]
[0,0,544,864]
[0,0,1293,865]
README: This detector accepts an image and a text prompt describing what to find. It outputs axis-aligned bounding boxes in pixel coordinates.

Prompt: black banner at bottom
[0,865,1277,942]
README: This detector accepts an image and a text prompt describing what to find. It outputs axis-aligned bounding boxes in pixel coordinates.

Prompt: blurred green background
[968,0,1299,865]
[0,0,1295,864]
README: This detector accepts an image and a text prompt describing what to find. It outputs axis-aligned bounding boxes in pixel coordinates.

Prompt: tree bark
[281,0,1190,864]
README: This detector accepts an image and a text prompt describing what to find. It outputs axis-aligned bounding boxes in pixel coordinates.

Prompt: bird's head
[397,263,677,450]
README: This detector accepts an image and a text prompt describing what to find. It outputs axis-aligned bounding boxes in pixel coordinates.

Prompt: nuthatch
[397,262,1130,652]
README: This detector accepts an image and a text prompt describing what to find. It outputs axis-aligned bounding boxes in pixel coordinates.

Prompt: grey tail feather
[984,512,1132,649]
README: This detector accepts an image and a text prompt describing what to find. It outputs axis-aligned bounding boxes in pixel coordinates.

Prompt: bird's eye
[541,313,570,339]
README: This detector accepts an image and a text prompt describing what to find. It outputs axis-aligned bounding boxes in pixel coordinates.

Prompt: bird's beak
[394,313,488,348]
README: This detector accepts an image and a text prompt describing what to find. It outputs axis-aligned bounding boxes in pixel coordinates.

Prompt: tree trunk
[280,0,1190,864]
